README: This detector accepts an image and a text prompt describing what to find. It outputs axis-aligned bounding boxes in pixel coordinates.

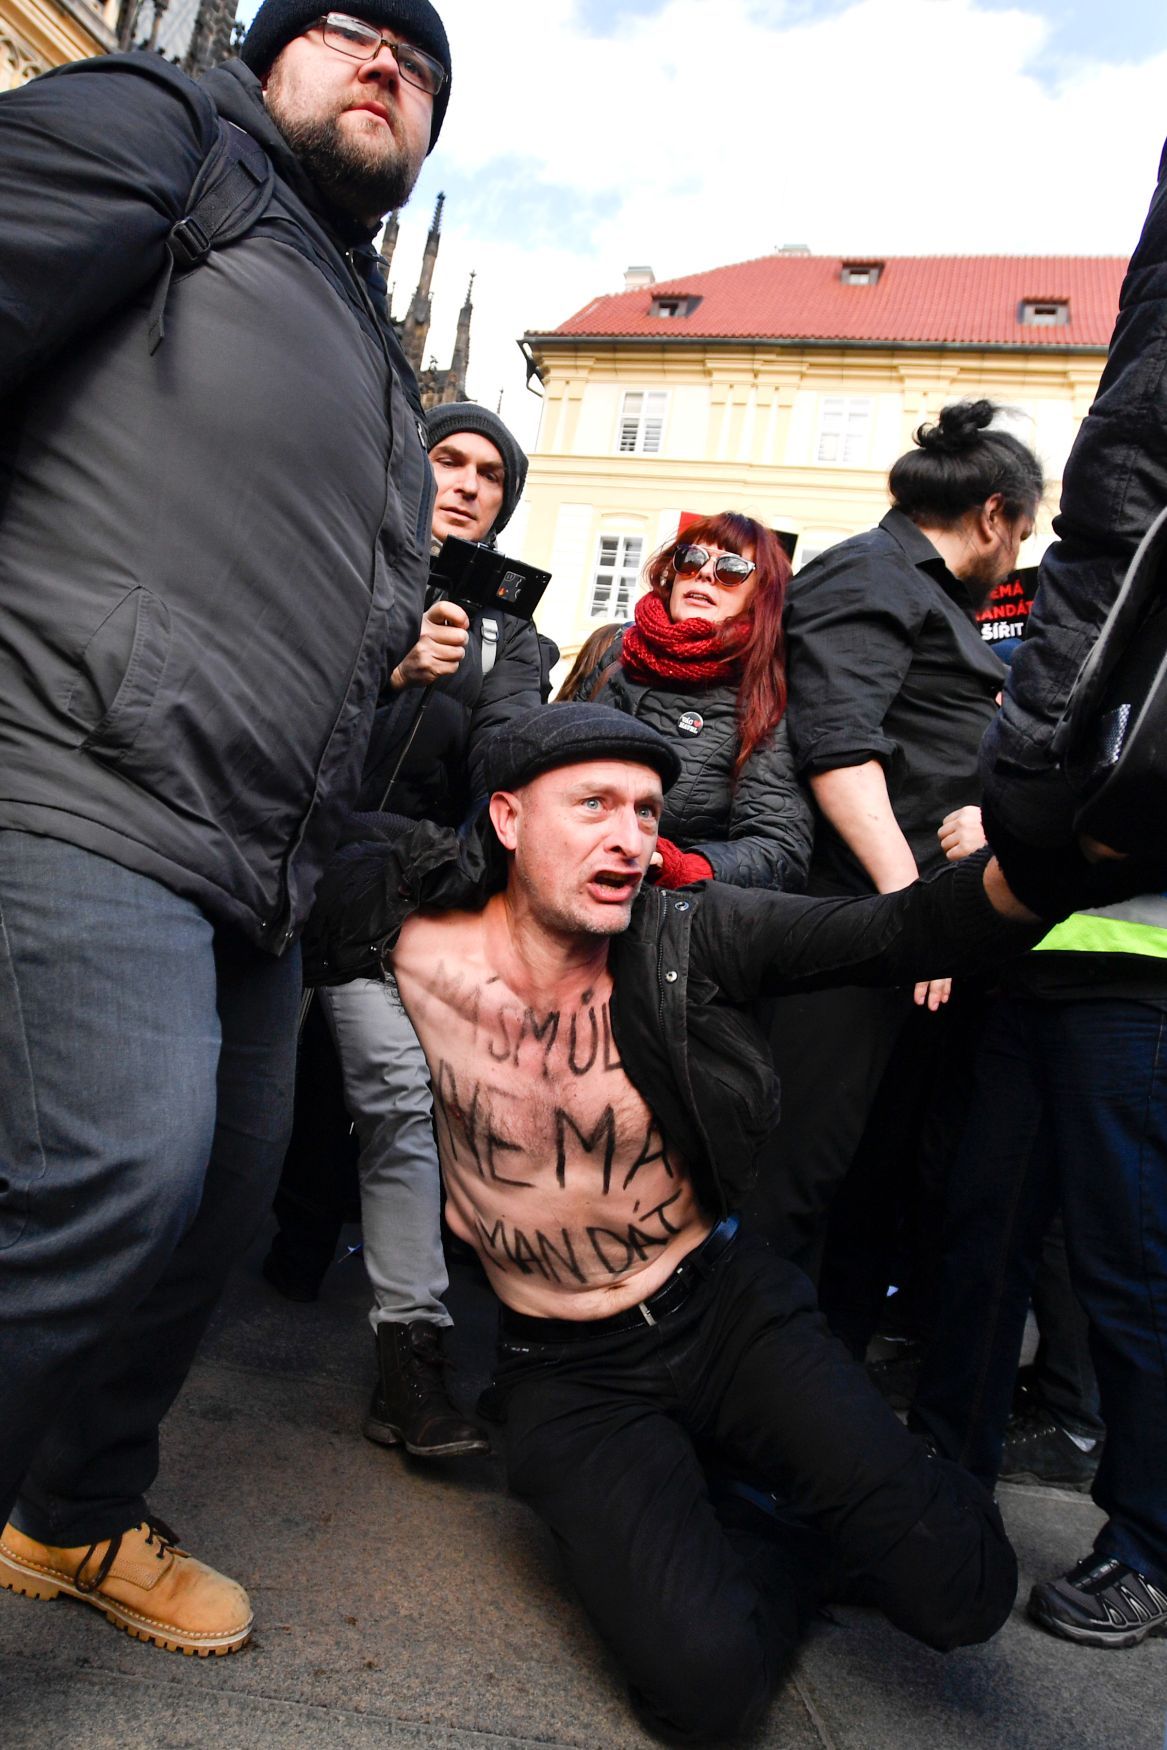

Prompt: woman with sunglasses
[574,512,811,890]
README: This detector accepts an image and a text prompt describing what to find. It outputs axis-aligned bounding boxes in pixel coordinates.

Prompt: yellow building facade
[517,254,1124,667]
[1,0,116,87]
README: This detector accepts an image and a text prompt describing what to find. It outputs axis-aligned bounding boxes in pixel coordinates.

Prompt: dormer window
[841,262,882,286]
[1021,299,1069,327]
[649,293,700,319]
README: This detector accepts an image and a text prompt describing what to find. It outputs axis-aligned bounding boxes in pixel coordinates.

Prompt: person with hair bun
[571,512,812,893]
[750,402,1043,1351]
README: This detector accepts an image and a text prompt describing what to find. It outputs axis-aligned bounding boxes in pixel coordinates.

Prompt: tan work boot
[0,1518,253,1656]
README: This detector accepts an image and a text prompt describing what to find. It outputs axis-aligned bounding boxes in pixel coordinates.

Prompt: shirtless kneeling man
[332,703,1036,1741]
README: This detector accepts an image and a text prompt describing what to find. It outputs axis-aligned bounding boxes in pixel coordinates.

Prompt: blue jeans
[0,831,300,1544]
[912,993,1167,1585]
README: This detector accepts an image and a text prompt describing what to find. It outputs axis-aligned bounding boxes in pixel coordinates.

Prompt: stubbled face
[262,23,432,225]
[430,433,506,544]
[667,542,758,627]
[492,760,663,939]
[953,506,1036,603]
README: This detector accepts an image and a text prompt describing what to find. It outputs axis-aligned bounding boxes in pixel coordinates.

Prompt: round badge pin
[677,710,704,736]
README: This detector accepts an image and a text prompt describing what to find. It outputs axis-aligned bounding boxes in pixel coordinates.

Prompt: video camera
[429,536,551,623]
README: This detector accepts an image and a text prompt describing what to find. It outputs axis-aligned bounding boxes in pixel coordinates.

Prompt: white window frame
[617,390,667,455]
[815,395,872,465]
[1021,300,1068,327]
[589,534,643,619]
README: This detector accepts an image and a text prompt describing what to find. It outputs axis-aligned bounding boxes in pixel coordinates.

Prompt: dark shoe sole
[999,1465,1097,1493]
[1028,1593,1167,1648]
[362,1414,490,1458]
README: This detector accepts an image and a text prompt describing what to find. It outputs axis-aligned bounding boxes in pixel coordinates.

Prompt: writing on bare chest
[432,1053,676,1195]
[418,959,623,1081]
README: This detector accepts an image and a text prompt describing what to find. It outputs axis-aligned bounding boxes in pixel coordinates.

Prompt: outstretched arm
[701,849,1037,1007]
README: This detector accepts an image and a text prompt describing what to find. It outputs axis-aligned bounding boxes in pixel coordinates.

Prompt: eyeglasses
[316,13,446,95]
[672,544,756,586]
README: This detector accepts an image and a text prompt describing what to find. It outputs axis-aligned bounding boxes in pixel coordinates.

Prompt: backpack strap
[480,614,501,678]
[148,121,276,353]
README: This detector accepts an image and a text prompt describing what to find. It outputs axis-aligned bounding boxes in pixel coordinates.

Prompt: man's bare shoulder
[394,905,488,978]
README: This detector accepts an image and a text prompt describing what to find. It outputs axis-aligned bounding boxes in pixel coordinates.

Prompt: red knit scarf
[620,591,749,688]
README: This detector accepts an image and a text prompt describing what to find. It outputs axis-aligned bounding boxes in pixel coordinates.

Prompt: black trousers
[495,1230,1016,1742]
[753,984,984,1355]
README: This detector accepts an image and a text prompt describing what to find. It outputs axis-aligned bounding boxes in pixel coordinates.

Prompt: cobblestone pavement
[2,1230,1164,1750]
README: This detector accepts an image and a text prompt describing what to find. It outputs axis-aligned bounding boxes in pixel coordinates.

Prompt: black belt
[497,1214,740,1345]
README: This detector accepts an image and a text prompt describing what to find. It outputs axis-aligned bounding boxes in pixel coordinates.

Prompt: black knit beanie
[426,402,529,535]
[241,0,451,151]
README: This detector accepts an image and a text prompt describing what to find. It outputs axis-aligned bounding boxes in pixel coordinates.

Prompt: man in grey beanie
[0,0,450,1663]
[265,402,556,1462]
[426,401,529,539]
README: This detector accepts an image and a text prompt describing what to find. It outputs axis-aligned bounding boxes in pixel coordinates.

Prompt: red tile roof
[540,254,1126,349]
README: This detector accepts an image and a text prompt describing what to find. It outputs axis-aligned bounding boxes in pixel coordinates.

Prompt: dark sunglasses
[672,544,756,586]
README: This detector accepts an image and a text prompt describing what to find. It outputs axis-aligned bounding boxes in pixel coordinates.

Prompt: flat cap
[484,704,681,795]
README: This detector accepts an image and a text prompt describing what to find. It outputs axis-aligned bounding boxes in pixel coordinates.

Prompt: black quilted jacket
[577,634,813,891]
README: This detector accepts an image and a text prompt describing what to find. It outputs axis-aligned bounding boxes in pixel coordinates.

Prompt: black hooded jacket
[981,137,1167,847]
[0,54,433,950]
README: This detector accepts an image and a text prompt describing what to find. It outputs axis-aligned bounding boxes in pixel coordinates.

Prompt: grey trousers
[319,976,450,1330]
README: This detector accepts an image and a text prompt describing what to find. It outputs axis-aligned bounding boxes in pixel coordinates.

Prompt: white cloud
[295,0,1167,449]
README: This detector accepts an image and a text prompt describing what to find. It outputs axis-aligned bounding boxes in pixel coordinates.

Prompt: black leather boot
[365,1322,490,1458]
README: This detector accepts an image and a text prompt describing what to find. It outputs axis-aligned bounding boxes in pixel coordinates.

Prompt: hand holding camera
[391,600,471,690]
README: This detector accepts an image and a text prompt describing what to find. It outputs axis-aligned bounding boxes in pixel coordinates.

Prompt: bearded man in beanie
[0,0,450,1656]
[264,403,557,1460]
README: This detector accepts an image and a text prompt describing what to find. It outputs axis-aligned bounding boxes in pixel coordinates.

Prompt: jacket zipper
[654,890,729,1219]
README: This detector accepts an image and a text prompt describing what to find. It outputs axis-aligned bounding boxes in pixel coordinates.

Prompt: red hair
[644,511,791,774]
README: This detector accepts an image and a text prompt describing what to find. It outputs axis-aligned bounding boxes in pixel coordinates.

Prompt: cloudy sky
[239,0,1167,448]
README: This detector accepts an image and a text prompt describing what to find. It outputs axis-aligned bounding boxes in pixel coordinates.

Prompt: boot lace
[75,1516,181,1593]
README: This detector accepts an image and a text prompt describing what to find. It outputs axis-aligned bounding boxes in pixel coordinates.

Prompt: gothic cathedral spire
[401,193,444,373]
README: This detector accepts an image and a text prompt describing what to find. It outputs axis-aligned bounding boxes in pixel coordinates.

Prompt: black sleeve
[696,849,1039,1001]
[0,56,217,396]
[784,558,925,776]
[695,720,814,891]
[464,616,545,797]
[981,135,1167,846]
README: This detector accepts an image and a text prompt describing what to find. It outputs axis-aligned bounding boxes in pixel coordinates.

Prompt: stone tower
[436,273,474,405]
[379,212,400,283]
[117,0,235,73]
[401,193,444,374]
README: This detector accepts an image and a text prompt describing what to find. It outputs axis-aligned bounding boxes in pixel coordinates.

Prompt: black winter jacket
[301,823,1037,1213]
[0,55,432,950]
[578,634,812,890]
[357,600,548,824]
[981,137,1167,846]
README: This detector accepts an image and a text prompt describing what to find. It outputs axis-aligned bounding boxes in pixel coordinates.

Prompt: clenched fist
[391,600,471,689]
